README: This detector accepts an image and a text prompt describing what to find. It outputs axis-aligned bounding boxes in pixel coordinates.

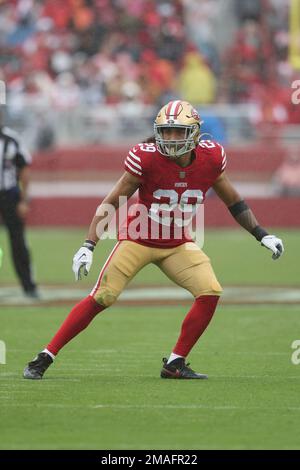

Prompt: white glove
[72,247,93,281]
[261,235,284,260]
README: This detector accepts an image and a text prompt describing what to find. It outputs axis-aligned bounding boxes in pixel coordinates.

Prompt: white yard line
[1,285,300,304]
[2,403,300,411]
[92,404,300,410]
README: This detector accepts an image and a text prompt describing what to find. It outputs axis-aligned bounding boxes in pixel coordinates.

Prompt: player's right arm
[86,171,141,243]
[72,171,140,280]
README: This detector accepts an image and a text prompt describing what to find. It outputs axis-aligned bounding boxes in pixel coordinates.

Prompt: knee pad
[93,288,118,308]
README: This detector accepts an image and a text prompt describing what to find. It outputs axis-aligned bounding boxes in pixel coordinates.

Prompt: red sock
[173,295,219,357]
[47,296,105,356]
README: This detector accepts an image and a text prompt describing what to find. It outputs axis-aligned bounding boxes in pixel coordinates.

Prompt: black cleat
[160,357,208,380]
[23,352,53,380]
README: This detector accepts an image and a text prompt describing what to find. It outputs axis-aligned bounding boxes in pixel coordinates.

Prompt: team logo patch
[175,182,188,188]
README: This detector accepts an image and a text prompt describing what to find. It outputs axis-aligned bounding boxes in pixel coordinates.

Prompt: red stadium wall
[31,144,287,175]
[27,196,300,227]
[27,145,299,227]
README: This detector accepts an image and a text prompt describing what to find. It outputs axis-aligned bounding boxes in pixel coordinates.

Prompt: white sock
[42,349,56,361]
[167,353,184,364]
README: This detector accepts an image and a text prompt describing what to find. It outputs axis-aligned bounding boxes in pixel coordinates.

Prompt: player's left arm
[212,171,284,260]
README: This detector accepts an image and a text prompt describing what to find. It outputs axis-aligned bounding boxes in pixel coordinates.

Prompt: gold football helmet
[154,100,203,158]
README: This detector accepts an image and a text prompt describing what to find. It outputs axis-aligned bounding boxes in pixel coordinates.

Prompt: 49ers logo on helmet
[191,108,200,121]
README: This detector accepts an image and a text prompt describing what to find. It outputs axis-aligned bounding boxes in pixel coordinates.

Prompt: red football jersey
[119,141,227,248]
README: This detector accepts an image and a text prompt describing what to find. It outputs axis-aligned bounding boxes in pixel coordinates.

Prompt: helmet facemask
[154,123,200,158]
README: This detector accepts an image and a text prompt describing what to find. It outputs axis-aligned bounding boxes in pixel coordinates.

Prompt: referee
[0,125,38,298]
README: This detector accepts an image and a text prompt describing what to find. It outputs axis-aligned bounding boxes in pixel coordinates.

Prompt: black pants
[0,188,36,293]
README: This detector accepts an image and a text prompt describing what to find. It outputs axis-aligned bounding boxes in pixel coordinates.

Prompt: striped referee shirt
[0,126,32,191]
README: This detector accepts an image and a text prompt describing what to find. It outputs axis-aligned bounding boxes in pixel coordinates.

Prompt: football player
[23,100,284,380]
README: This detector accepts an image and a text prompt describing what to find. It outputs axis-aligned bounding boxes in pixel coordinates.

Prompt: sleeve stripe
[2,126,21,143]
[129,151,141,162]
[2,126,32,164]
[126,156,142,170]
[217,142,225,157]
[221,161,227,171]
[222,155,227,165]
[125,161,142,176]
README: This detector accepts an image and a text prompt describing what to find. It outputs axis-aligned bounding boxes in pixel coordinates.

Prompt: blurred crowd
[0,0,299,137]
[1,0,189,109]
[224,0,299,128]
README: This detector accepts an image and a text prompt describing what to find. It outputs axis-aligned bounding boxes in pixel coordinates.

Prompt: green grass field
[1,228,300,450]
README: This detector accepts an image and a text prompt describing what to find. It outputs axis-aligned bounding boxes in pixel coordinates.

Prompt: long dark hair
[143,135,156,144]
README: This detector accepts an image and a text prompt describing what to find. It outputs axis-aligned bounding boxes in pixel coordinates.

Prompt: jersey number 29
[149,189,203,227]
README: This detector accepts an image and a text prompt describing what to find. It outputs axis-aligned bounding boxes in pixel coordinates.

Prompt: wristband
[251,226,269,242]
[83,239,96,252]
